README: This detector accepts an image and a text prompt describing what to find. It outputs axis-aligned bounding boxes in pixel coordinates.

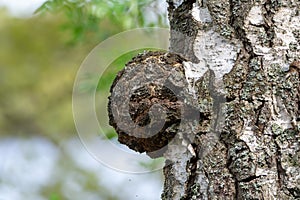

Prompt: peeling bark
[109,0,300,199]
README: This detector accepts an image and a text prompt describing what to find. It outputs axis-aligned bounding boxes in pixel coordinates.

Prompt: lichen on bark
[163,0,300,199]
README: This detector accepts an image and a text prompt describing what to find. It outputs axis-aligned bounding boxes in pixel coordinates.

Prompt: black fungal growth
[108,51,192,158]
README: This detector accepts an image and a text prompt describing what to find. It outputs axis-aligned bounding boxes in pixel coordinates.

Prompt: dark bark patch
[168,0,200,62]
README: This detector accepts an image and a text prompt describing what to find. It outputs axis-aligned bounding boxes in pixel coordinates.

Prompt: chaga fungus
[108,51,191,158]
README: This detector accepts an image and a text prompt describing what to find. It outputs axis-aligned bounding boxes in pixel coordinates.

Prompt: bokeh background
[0,1,169,199]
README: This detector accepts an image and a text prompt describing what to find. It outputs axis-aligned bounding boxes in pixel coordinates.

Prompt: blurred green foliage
[49,193,61,200]
[36,0,168,43]
[33,0,168,141]
[0,0,167,142]
[0,10,80,141]
[0,2,166,199]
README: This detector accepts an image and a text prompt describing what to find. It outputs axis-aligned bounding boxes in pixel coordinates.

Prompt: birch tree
[108,0,300,199]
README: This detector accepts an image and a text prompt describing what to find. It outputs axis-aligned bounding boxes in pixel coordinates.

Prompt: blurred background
[0,0,169,199]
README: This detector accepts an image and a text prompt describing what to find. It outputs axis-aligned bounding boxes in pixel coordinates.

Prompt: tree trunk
[108,0,300,199]
[162,0,300,199]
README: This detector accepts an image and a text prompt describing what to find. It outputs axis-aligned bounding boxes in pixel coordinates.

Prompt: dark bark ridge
[167,0,200,62]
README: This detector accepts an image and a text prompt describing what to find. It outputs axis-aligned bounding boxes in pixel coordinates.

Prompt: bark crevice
[181,143,199,200]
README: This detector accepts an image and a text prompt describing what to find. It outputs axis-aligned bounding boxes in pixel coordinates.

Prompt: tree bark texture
[162,0,300,199]
[108,0,300,199]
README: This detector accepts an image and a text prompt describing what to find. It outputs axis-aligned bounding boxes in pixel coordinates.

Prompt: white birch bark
[162,0,300,199]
